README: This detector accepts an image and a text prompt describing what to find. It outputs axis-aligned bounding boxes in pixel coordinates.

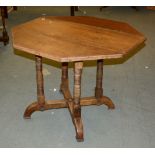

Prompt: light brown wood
[35,56,45,109]
[24,96,115,118]
[50,16,142,35]
[73,61,83,140]
[14,16,146,141]
[12,16,146,62]
[60,61,84,141]
[95,59,103,99]
[73,62,83,117]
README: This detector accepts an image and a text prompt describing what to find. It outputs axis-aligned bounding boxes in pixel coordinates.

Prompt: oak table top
[12,16,145,62]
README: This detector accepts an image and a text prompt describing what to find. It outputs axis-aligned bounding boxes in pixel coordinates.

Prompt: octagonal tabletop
[12,16,146,62]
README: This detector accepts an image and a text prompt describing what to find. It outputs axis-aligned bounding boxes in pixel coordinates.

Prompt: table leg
[35,56,46,108]
[73,61,84,141]
[24,56,46,118]
[60,62,68,92]
[95,59,103,98]
[95,59,115,109]
[59,62,84,141]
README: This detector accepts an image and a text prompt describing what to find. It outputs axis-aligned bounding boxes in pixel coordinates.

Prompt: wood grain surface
[12,16,146,62]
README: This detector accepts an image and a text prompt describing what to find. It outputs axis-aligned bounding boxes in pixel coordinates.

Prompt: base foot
[74,117,84,141]
[23,102,40,119]
[100,96,115,109]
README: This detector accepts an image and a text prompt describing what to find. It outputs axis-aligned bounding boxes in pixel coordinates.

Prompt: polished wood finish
[52,16,142,35]
[12,16,145,141]
[12,16,145,62]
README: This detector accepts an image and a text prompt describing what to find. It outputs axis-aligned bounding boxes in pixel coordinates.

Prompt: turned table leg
[24,56,46,118]
[95,59,103,99]
[35,56,45,109]
[62,62,68,80]
[95,59,115,109]
[73,61,84,141]
[60,62,69,92]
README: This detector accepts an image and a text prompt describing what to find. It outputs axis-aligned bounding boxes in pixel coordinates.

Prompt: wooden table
[12,16,145,141]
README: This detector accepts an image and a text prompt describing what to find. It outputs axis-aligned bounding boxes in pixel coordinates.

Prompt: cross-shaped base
[24,56,115,141]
